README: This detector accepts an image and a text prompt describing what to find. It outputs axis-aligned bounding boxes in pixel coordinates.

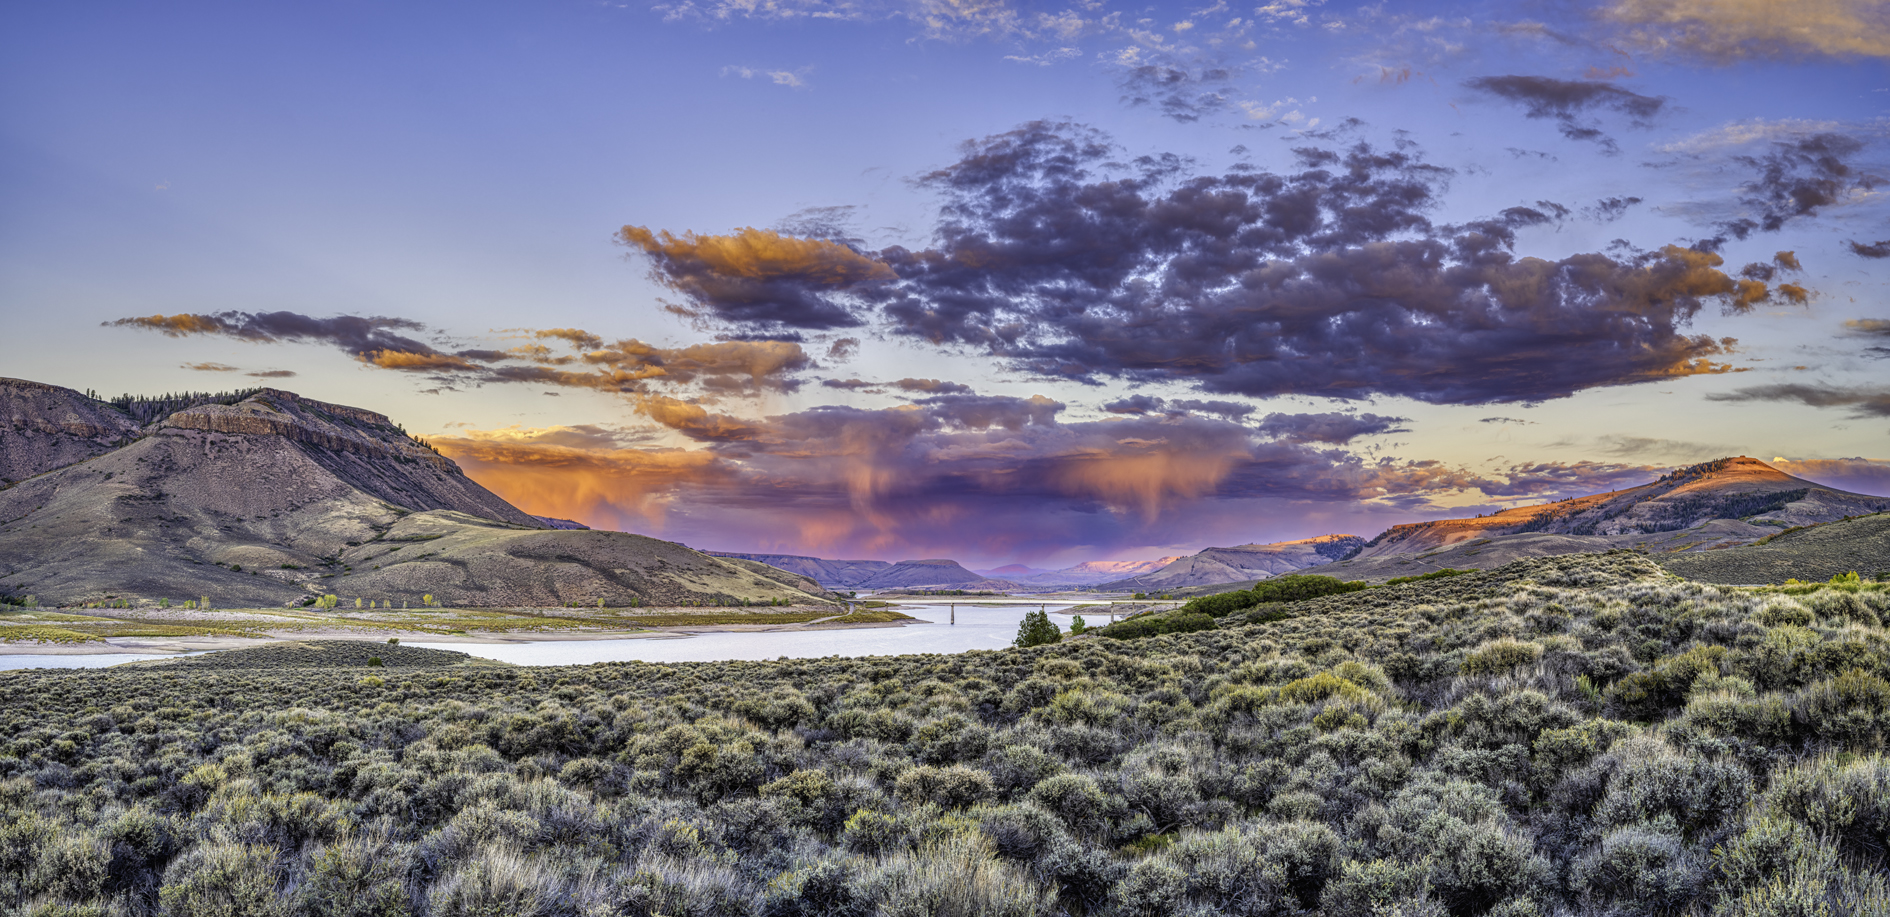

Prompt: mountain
[1660,512,1890,584]
[0,380,829,608]
[1320,457,1890,581]
[1096,535,1368,591]
[975,557,1187,587]
[978,563,1048,578]
[707,552,1013,591]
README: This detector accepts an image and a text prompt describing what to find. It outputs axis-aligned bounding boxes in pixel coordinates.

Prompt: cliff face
[0,378,141,487]
[0,379,825,607]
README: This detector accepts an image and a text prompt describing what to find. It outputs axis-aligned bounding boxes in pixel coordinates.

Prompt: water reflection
[0,653,205,670]
[411,600,1101,666]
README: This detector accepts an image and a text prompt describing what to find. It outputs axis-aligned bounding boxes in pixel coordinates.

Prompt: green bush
[1177,574,1369,618]
[1097,611,1215,641]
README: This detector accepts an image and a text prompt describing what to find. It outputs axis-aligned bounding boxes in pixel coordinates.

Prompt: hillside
[1660,512,1890,584]
[1312,457,1890,581]
[5,551,1886,916]
[0,378,142,487]
[1097,534,1367,591]
[0,379,828,608]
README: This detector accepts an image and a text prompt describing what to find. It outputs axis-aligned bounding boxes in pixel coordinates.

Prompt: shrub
[1792,669,1890,748]
[427,844,554,917]
[1098,612,1215,641]
[1014,610,1061,648]
[1461,640,1544,676]
[864,833,1052,917]
[895,765,995,810]
[157,837,286,917]
[1570,825,1705,914]
[1178,574,1369,618]
[297,834,412,917]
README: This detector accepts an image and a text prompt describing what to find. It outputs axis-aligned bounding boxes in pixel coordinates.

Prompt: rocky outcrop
[0,378,142,487]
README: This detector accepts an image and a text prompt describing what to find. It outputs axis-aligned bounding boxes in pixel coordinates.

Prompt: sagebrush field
[2,553,1887,916]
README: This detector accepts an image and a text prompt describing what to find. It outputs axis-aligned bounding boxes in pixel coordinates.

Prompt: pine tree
[1013,609,1062,648]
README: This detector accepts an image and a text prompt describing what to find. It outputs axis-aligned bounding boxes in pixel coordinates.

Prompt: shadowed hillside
[0,379,830,608]
[1661,512,1890,584]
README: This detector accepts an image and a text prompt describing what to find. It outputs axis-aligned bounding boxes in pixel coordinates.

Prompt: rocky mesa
[0,379,831,608]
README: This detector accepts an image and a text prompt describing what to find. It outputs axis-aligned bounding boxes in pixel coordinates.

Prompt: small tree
[355,597,363,609]
[1014,609,1062,648]
[1070,615,1087,635]
[318,594,338,610]
[22,595,37,609]
[200,595,210,610]
[597,598,605,609]
[423,594,434,608]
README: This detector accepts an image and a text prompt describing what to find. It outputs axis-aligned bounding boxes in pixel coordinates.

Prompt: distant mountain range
[0,379,831,607]
[705,553,1016,591]
[974,557,1184,586]
[718,458,1888,593]
[1095,535,1368,591]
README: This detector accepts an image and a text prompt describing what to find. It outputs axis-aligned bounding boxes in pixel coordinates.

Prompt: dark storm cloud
[821,378,879,391]
[1707,383,1890,418]
[109,311,446,367]
[1849,239,1890,258]
[1170,400,1255,421]
[1586,196,1643,222]
[1715,133,1881,240]
[449,394,1630,560]
[1473,460,1659,498]
[616,226,890,331]
[1738,251,1803,282]
[1101,395,1254,421]
[1463,76,1666,152]
[862,121,1765,405]
[1117,64,1234,123]
[892,378,974,395]
[1254,412,1410,444]
[112,311,813,394]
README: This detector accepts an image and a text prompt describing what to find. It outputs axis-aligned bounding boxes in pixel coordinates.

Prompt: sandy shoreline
[0,616,922,656]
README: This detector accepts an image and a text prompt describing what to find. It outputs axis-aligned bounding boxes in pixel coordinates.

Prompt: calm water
[0,652,207,670]
[411,600,1109,665]
[0,601,1124,669]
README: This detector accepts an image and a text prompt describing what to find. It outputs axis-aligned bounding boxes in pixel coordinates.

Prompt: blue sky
[4,0,1888,565]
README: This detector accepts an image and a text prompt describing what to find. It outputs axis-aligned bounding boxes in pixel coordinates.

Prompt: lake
[0,652,209,670]
[410,600,1107,665]
[0,600,1124,669]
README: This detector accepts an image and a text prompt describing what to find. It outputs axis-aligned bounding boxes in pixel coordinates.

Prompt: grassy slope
[1,552,1887,916]
[1659,512,1890,584]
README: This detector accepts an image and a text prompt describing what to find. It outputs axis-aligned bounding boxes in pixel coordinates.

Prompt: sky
[3,0,1888,567]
